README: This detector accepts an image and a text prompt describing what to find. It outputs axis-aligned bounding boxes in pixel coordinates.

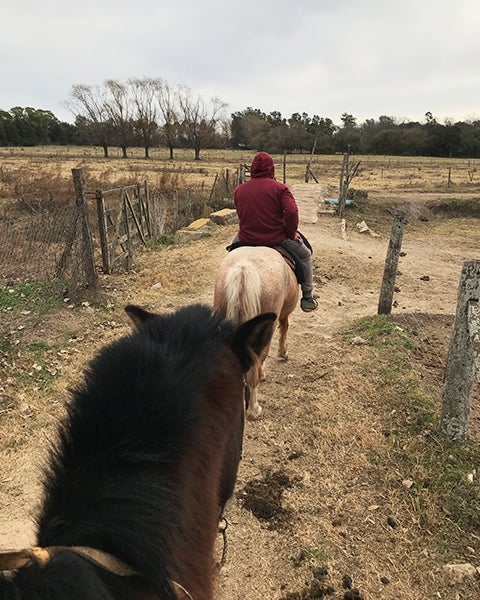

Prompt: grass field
[1,146,480,205]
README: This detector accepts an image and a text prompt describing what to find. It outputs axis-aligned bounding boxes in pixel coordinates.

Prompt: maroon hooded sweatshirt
[234,152,299,245]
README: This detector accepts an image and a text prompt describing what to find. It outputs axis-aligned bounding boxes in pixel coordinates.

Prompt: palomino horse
[0,304,275,600]
[214,246,299,418]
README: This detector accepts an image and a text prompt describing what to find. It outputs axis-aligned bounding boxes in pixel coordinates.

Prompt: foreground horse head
[0,304,276,600]
[213,246,299,418]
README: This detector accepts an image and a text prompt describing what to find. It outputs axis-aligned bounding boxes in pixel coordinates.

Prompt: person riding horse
[231,152,318,312]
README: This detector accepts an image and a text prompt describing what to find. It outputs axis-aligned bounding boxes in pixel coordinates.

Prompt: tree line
[1,77,480,159]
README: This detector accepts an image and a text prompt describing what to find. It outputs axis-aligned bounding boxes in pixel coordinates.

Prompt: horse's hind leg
[246,365,262,419]
[277,317,289,360]
[246,385,262,419]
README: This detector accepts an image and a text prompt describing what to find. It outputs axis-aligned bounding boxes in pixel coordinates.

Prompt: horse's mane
[223,260,262,323]
[19,304,236,599]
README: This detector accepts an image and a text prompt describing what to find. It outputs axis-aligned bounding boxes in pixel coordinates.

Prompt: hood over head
[250,152,275,179]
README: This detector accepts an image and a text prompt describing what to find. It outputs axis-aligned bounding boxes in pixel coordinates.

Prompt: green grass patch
[147,234,175,248]
[301,547,329,565]
[0,281,65,314]
[344,314,417,351]
[26,340,52,358]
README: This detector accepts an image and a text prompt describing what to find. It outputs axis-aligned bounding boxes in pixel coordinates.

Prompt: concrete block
[174,228,208,244]
[187,218,211,230]
[209,209,238,226]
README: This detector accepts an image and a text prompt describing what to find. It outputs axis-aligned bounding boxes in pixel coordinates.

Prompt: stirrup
[300,297,318,312]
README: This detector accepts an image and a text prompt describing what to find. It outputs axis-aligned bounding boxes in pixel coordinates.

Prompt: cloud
[1,0,479,125]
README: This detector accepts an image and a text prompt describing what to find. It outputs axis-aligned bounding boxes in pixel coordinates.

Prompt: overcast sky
[2,0,479,126]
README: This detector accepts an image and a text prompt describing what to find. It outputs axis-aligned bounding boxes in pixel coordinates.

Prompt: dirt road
[1,187,479,599]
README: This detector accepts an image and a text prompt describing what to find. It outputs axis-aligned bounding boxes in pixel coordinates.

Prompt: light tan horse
[213,246,299,418]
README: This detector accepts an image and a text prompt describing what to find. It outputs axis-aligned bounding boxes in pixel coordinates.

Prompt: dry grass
[2,146,480,201]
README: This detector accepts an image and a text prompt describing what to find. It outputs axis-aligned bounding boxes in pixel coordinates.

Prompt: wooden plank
[124,189,147,244]
[109,202,126,269]
[123,192,133,271]
[95,189,112,274]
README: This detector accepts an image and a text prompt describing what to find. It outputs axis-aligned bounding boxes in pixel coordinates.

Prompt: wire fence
[0,167,238,295]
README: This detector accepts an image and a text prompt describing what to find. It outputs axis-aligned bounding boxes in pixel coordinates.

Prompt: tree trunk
[169,145,174,160]
[194,147,201,160]
[102,145,109,158]
[144,146,150,159]
[122,146,128,158]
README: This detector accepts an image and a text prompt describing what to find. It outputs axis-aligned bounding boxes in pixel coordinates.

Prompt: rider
[232,151,318,312]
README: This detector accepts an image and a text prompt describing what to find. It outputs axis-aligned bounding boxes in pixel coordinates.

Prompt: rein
[0,546,192,600]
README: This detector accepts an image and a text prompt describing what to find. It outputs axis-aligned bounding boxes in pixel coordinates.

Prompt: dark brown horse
[0,304,276,600]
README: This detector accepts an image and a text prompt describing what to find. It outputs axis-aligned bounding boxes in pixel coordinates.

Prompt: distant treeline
[1,79,480,158]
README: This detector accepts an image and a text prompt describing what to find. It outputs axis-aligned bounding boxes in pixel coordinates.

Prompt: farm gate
[92,181,154,275]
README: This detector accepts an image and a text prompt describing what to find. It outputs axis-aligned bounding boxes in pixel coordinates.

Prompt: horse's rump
[214,246,298,322]
[213,247,299,418]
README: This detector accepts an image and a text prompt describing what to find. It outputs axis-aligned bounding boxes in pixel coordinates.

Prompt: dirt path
[1,187,479,598]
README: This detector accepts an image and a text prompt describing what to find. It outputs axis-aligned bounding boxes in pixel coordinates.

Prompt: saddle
[226,232,312,285]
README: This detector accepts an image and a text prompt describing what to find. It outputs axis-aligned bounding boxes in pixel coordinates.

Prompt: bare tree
[104,79,134,158]
[156,79,180,160]
[128,77,161,159]
[176,85,227,160]
[66,84,111,157]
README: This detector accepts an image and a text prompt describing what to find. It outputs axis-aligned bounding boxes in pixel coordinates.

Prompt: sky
[2,0,480,127]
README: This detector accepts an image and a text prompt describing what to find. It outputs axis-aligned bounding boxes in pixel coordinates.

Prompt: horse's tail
[223,262,262,323]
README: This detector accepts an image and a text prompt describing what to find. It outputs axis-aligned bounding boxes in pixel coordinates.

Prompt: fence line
[0,166,239,293]
[377,213,479,441]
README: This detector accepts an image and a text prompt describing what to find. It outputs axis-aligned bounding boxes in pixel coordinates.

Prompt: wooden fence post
[441,260,480,441]
[122,191,133,272]
[378,211,407,315]
[186,188,192,223]
[71,168,98,289]
[95,189,112,274]
[172,189,179,233]
[337,152,361,218]
[208,174,218,207]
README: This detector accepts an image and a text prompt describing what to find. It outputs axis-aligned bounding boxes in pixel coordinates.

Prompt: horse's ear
[231,313,276,371]
[125,304,156,328]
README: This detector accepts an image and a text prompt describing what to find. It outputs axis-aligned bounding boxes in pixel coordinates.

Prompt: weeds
[347,314,480,555]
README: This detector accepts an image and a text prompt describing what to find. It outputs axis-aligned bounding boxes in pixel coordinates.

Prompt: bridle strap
[0,546,192,599]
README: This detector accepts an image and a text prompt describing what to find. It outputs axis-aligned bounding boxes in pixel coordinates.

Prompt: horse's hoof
[278,353,288,361]
[247,405,262,419]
